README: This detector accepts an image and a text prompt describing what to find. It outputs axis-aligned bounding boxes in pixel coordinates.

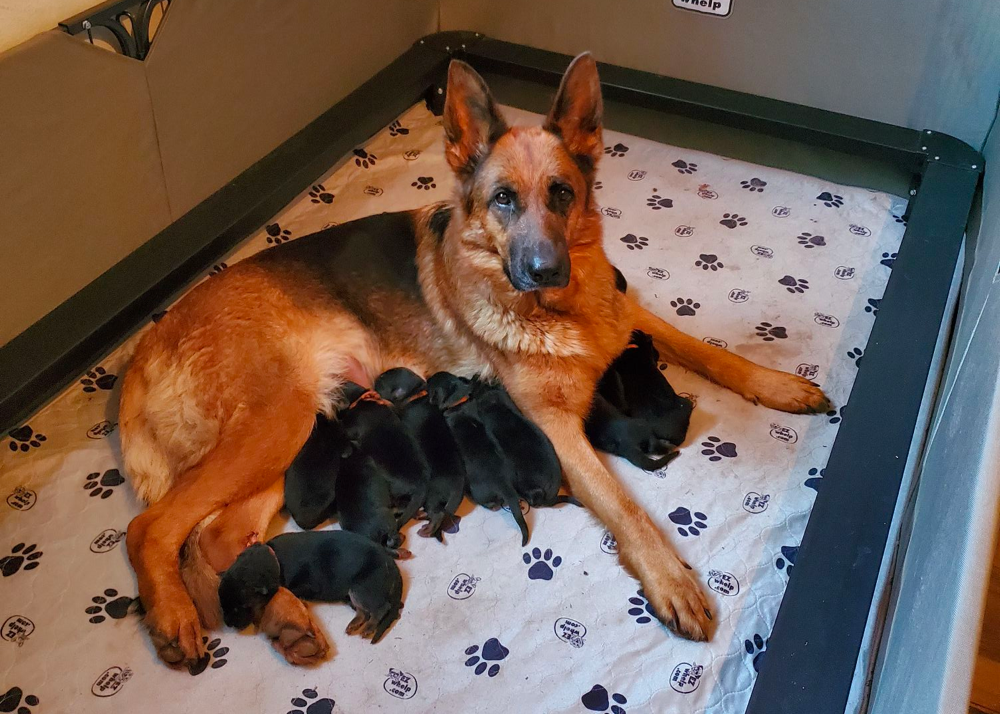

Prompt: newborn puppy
[339,381,429,528]
[471,380,563,508]
[335,449,409,558]
[610,330,693,448]
[284,415,350,529]
[378,369,467,541]
[219,531,403,644]
[585,330,693,469]
[432,373,529,545]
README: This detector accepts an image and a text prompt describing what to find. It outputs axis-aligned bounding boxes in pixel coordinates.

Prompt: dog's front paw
[747,368,831,414]
[642,558,713,642]
[144,598,205,668]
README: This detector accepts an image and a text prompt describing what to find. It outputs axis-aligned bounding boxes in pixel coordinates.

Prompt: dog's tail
[503,488,530,547]
[180,515,222,630]
[395,486,427,528]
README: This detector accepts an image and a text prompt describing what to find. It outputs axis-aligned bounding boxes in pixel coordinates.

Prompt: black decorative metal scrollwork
[59,0,170,60]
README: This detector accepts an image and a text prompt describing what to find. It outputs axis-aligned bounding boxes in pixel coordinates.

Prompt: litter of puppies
[219,330,692,652]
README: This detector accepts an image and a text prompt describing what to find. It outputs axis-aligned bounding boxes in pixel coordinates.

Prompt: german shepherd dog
[119,54,829,668]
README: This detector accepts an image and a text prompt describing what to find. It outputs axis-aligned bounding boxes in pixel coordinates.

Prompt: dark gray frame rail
[0,30,982,713]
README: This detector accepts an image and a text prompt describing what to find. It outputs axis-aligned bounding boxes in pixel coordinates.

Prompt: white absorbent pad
[0,103,908,713]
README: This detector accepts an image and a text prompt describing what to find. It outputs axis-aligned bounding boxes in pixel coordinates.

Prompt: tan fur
[120,54,829,666]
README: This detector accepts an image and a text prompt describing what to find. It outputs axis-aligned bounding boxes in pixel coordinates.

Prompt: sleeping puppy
[377,368,467,541]
[609,330,694,449]
[284,415,350,529]
[335,449,409,558]
[338,381,429,528]
[470,380,564,508]
[431,373,530,546]
[219,531,403,644]
[584,331,693,469]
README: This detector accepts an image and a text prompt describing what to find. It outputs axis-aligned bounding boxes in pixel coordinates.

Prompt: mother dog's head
[443,54,604,293]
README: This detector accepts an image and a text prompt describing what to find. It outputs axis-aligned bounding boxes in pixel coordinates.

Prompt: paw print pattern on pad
[847,347,864,367]
[672,159,697,174]
[881,252,897,268]
[805,467,825,491]
[695,254,723,271]
[523,548,561,580]
[0,687,39,714]
[411,176,436,190]
[464,638,509,677]
[308,185,334,204]
[388,120,409,137]
[7,425,46,452]
[865,298,881,316]
[353,148,377,168]
[775,545,798,575]
[582,684,628,714]
[778,275,809,293]
[668,507,708,537]
[755,322,787,341]
[670,298,700,316]
[827,405,846,424]
[80,366,117,393]
[1,543,43,577]
[797,232,826,248]
[603,143,629,158]
[287,688,335,714]
[701,435,737,461]
[816,191,844,208]
[719,213,747,229]
[619,234,648,250]
[266,223,293,243]
[745,633,769,672]
[188,636,229,676]
[627,589,656,624]
[84,469,125,499]
[85,589,134,623]
[646,192,673,210]
[740,178,767,192]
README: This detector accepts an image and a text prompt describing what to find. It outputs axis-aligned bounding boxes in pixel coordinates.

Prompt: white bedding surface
[0,103,907,713]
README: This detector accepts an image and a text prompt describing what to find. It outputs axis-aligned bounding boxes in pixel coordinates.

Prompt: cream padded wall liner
[0,103,906,713]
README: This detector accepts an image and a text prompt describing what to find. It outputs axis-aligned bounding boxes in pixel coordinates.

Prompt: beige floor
[971,530,1000,713]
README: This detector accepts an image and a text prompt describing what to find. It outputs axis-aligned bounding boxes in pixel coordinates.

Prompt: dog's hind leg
[259,587,331,665]
[628,298,830,414]
[126,390,315,669]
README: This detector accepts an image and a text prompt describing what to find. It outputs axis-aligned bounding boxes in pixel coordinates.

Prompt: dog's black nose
[527,252,569,288]
[510,238,570,291]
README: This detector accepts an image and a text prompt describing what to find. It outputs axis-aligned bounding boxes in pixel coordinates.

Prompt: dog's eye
[553,185,574,203]
[493,190,514,207]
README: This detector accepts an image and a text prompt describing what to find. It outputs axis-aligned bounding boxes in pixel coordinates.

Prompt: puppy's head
[443,54,604,294]
[426,372,474,410]
[218,543,281,630]
[374,367,427,404]
[339,381,369,407]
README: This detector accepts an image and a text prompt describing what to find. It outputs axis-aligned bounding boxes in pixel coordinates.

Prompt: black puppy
[339,381,429,528]
[471,380,564,508]
[377,368,467,541]
[610,331,693,448]
[585,331,693,469]
[334,449,409,558]
[219,531,403,643]
[430,373,530,545]
[284,415,350,529]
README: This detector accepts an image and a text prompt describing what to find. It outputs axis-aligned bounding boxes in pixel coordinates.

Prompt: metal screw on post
[82,19,93,45]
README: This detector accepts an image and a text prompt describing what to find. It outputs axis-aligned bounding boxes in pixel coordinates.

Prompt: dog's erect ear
[545,52,604,177]
[443,60,508,176]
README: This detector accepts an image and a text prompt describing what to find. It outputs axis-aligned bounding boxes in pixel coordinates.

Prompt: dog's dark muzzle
[508,236,570,291]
